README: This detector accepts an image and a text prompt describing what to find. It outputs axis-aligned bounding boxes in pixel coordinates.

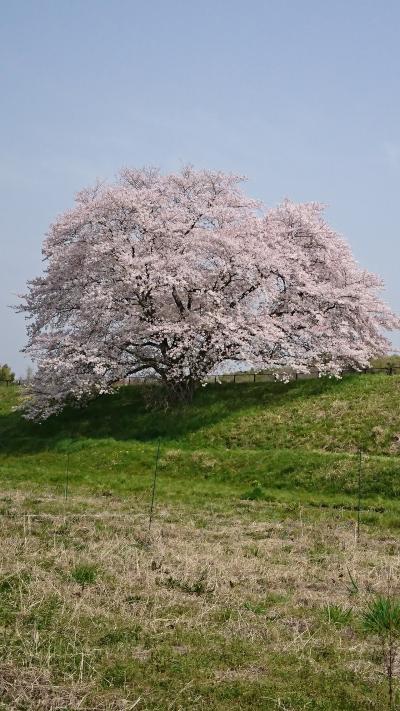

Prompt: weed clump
[242,481,266,501]
[362,595,400,710]
[322,604,352,627]
[71,563,98,592]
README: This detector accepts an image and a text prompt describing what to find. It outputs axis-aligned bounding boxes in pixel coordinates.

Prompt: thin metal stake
[64,450,70,500]
[148,439,161,532]
[356,448,362,542]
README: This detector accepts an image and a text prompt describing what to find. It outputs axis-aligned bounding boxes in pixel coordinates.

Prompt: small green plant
[361,595,400,710]
[242,480,266,501]
[323,603,352,627]
[71,563,98,592]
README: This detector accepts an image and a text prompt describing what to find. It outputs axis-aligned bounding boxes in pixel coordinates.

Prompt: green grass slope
[0,374,400,510]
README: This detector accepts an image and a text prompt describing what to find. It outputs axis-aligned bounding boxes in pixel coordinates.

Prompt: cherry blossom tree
[19,166,398,419]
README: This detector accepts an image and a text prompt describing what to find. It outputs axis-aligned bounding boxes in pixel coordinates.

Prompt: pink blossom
[18,166,399,419]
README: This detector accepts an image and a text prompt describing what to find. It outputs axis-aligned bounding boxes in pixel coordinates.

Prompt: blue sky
[1,0,400,375]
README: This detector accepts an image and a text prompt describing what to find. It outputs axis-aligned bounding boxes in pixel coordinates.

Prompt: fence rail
[207,366,400,384]
[123,365,400,386]
[2,366,400,390]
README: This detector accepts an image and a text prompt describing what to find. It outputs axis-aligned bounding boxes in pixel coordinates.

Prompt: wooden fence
[207,365,400,384]
[123,365,400,386]
[2,366,400,389]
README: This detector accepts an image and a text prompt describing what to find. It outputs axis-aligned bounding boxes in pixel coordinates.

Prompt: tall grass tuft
[361,595,400,710]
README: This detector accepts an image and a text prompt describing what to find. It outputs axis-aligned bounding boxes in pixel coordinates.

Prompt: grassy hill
[1,374,400,509]
[1,375,400,710]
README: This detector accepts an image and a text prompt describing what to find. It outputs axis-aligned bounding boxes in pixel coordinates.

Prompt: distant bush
[371,355,400,369]
[0,364,15,382]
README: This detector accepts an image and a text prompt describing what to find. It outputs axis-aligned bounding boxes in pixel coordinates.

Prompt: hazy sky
[1,0,400,375]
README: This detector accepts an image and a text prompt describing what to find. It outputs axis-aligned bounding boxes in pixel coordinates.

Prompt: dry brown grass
[0,490,399,709]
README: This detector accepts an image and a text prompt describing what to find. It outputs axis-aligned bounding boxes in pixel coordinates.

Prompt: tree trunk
[167,378,197,403]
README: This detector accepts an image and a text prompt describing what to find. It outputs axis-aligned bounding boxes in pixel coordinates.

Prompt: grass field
[1,375,400,710]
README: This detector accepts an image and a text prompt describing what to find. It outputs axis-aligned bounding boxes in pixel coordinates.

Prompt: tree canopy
[19,166,399,419]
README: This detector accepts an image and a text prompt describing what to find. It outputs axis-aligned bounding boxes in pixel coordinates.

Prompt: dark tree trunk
[167,378,197,403]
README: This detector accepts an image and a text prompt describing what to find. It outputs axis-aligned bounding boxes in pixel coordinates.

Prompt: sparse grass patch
[0,489,398,708]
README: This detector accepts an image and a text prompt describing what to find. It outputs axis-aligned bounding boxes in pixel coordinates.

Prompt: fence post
[64,451,70,500]
[253,373,256,383]
[148,439,161,533]
[233,374,236,383]
[356,449,362,543]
